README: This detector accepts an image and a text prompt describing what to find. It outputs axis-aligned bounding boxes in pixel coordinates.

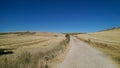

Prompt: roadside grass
[74,28,120,68]
[0,33,70,68]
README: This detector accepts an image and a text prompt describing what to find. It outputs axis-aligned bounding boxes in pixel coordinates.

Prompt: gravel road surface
[57,36,117,68]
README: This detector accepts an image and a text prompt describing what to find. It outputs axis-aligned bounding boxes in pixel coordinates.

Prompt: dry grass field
[0,32,70,68]
[74,28,120,67]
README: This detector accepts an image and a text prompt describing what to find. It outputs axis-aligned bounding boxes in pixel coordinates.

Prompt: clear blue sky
[0,0,120,33]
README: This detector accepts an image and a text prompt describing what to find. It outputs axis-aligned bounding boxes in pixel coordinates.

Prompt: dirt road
[57,36,117,68]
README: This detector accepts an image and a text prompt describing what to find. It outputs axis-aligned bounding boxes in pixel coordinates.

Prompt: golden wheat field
[74,28,120,67]
[0,32,70,68]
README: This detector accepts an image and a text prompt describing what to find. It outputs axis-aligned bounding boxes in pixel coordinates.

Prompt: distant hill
[0,31,59,37]
[99,26,120,32]
[63,32,86,35]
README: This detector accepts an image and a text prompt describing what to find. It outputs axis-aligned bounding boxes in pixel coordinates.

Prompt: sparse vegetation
[74,28,120,67]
